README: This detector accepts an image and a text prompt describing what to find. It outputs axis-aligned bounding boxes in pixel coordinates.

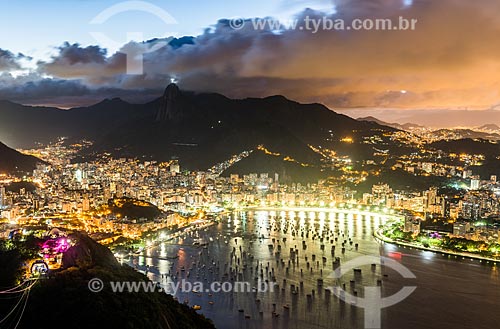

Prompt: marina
[127,210,500,329]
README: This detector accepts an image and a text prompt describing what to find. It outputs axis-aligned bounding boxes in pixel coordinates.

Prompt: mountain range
[358,116,500,140]
[476,124,500,132]
[4,85,500,183]
[0,84,396,181]
[430,128,500,141]
[357,116,423,130]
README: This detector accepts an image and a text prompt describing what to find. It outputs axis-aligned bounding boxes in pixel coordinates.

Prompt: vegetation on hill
[107,197,162,220]
[5,181,37,193]
[0,233,215,329]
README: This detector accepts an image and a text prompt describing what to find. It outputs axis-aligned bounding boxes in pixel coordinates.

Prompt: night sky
[1,0,500,124]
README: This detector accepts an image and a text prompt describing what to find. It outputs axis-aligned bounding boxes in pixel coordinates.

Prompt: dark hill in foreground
[0,141,45,174]
[11,234,215,329]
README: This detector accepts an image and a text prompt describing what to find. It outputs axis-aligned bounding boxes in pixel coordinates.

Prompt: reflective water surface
[129,210,500,329]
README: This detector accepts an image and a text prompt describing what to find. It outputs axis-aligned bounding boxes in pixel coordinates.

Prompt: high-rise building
[230,174,239,184]
[75,169,83,183]
[404,215,421,235]
[371,183,392,205]
[82,198,90,211]
[422,162,433,173]
[362,193,373,205]
[170,161,180,174]
[470,179,480,190]
[0,187,5,207]
[453,221,471,237]
[424,187,437,209]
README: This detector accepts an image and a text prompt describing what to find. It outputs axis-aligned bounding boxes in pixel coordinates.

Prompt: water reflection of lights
[280,219,286,231]
[339,215,345,229]
[250,208,398,237]
[385,243,398,252]
[125,207,454,329]
[356,215,363,237]
[422,251,435,260]
[160,243,167,258]
[256,211,267,226]
[387,251,403,260]
[319,212,325,226]
[347,216,354,237]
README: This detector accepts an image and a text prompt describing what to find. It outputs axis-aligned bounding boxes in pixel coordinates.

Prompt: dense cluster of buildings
[1,138,500,245]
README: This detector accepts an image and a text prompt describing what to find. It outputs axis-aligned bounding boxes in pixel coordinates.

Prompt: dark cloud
[53,42,107,65]
[0,49,26,71]
[38,42,126,82]
[4,0,500,110]
[0,74,160,108]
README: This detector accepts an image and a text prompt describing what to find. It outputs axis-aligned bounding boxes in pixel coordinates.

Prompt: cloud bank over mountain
[2,0,500,113]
